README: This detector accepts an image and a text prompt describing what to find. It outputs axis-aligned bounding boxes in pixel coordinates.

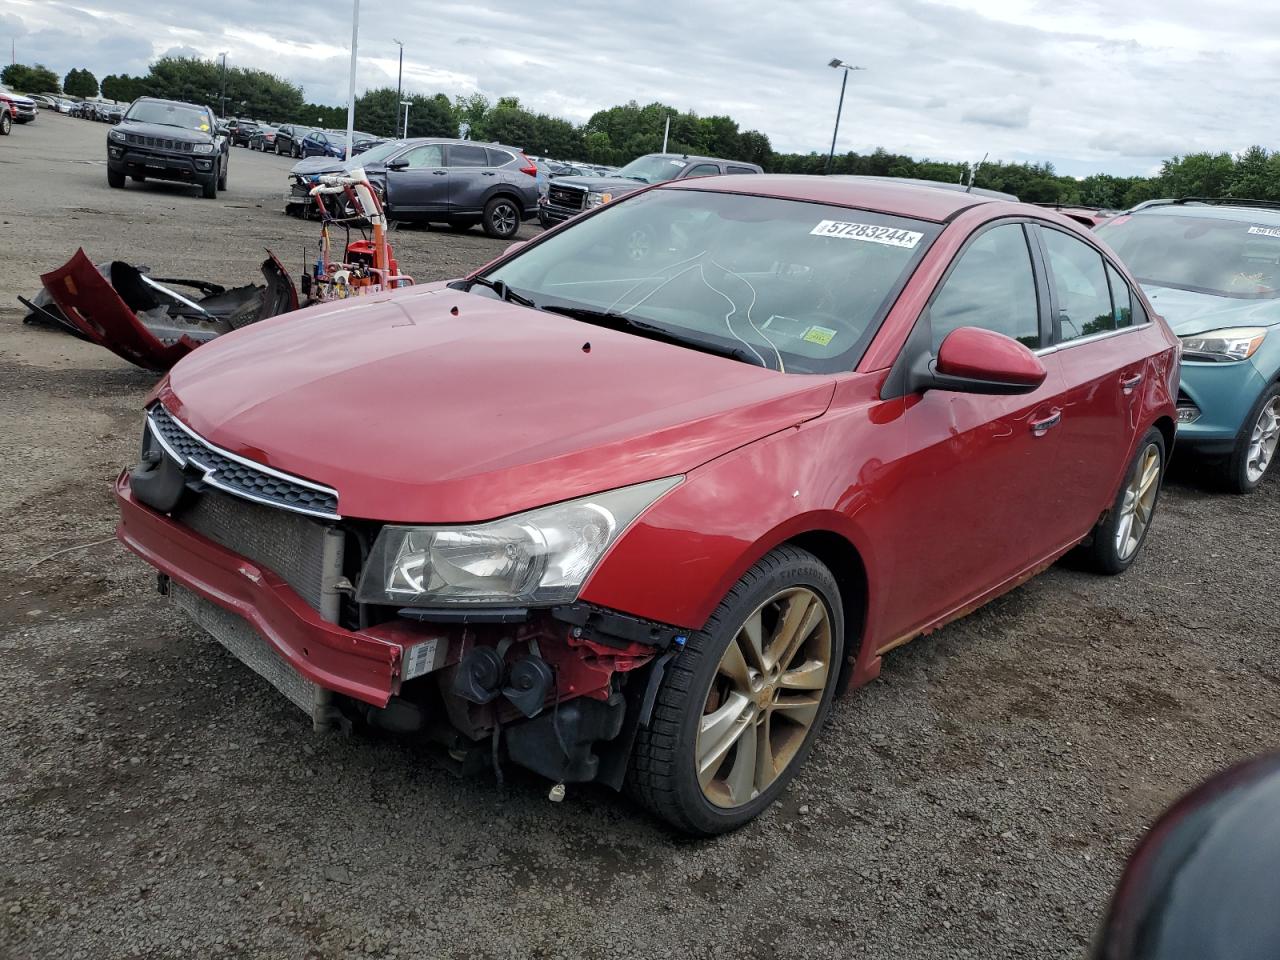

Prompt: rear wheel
[482,196,520,239]
[1082,426,1166,574]
[1221,383,1280,493]
[107,166,125,189]
[274,141,282,155]
[627,546,845,834]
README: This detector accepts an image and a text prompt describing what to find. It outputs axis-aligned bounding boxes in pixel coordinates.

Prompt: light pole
[217,52,227,118]
[344,0,360,161]
[393,39,403,115]
[825,58,865,175]
[400,99,411,139]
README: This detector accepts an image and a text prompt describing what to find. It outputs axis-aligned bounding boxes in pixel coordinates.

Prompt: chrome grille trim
[147,404,341,519]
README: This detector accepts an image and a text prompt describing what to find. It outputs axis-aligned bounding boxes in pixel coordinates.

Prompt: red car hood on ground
[159,285,837,523]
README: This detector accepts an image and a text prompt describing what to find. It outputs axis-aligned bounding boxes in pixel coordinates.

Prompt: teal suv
[1098,200,1280,492]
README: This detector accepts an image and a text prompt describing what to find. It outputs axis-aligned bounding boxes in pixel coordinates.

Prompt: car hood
[1141,284,1280,336]
[159,284,836,523]
[551,175,648,195]
[290,156,382,178]
[118,121,213,144]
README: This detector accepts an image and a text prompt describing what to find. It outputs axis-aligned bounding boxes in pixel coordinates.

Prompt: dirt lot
[1,115,1277,960]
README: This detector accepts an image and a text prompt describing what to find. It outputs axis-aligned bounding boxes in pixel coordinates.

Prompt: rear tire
[1221,382,1280,494]
[627,545,845,835]
[482,196,520,239]
[1082,426,1166,575]
[107,166,125,188]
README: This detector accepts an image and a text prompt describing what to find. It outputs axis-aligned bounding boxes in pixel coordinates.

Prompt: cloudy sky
[2,0,1276,176]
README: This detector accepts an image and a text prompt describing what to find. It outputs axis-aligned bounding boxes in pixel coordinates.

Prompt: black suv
[107,97,229,199]
[539,152,762,227]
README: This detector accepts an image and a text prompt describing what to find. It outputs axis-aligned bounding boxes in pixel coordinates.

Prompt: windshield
[483,188,938,373]
[615,155,692,184]
[348,139,413,166]
[127,101,211,131]
[1098,212,1280,299]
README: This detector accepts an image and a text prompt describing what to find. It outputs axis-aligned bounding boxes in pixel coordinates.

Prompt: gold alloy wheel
[1116,442,1161,560]
[696,586,833,809]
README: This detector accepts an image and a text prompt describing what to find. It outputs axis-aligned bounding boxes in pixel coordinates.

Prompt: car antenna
[965,153,988,193]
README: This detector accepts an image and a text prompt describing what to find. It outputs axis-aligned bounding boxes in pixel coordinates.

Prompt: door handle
[1121,372,1144,393]
[482,171,496,176]
[1030,410,1062,436]
[432,170,447,175]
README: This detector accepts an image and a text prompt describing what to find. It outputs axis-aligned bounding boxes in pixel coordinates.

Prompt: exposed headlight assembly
[1180,327,1267,362]
[191,142,217,155]
[108,129,126,142]
[356,477,681,607]
[586,191,613,208]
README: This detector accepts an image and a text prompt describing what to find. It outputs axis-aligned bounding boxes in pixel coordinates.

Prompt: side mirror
[385,159,409,171]
[924,326,1047,395]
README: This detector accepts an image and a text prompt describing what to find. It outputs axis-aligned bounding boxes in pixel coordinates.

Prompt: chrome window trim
[1034,322,1146,357]
[148,405,342,520]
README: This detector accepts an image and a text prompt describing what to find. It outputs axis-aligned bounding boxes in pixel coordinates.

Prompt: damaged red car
[116,176,1179,833]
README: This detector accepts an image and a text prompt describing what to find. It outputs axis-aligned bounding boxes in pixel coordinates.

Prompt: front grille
[548,184,585,210]
[174,489,344,619]
[125,133,195,152]
[148,405,340,519]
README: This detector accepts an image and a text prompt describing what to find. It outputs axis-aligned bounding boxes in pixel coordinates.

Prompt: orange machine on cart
[303,168,413,303]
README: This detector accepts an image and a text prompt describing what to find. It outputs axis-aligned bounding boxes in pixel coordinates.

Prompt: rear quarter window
[726,165,759,175]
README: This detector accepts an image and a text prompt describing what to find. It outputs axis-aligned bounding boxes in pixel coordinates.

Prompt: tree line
[6,57,1280,206]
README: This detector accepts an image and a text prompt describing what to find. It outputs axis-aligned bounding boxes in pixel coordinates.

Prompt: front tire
[0,113,11,136]
[482,196,520,239]
[201,174,218,200]
[627,546,845,835]
[107,166,125,188]
[1082,426,1166,574]
[217,159,228,190]
[1222,382,1280,493]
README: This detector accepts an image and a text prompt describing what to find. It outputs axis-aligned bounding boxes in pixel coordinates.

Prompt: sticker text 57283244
[810,220,924,249]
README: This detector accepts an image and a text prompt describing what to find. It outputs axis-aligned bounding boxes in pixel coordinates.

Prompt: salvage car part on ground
[23,249,298,371]
[115,175,1179,834]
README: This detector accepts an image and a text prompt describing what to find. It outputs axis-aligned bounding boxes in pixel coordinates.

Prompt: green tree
[354,87,457,138]
[63,68,99,98]
[1159,152,1235,198]
[143,57,302,121]
[101,74,150,103]
[1,63,60,93]
[1226,146,1280,202]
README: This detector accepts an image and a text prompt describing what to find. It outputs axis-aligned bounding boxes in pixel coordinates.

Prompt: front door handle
[1121,372,1144,393]
[1030,410,1062,436]
[482,171,496,176]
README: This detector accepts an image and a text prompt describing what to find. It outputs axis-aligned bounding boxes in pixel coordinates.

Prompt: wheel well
[1153,415,1175,455]
[785,530,868,688]
[485,190,524,212]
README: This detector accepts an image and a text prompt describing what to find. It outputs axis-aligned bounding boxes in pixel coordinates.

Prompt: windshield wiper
[622,176,649,183]
[467,276,536,307]
[537,304,766,367]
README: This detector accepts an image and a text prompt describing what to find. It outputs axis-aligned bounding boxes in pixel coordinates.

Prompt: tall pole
[826,70,848,175]
[662,115,670,153]
[394,39,403,110]
[218,52,227,118]
[344,0,359,162]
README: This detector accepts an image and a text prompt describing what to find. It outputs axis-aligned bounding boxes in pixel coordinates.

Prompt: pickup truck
[538,152,762,227]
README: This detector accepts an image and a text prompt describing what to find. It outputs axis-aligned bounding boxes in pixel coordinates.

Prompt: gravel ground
[1,116,1278,960]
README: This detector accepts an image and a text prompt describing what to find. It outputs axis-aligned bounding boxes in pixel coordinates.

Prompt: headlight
[586,192,613,208]
[356,477,681,607]
[191,142,216,155]
[108,129,126,142]
[1180,327,1267,362]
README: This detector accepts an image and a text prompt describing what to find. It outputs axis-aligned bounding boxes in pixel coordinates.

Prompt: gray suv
[539,153,763,227]
[287,138,540,239]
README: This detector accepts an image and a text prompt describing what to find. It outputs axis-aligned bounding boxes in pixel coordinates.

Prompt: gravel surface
[2,116,1278,960]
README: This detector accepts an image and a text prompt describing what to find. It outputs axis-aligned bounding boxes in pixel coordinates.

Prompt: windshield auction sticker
[810,220,923,248]
[1247,226,1280,239]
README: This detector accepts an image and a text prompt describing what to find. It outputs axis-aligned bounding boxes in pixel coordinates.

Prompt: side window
[726,165,759,175]
[1042,229,1116,342]
[1105,262,1136,328]
[448,144,491,167]
[683,163,722,178]
[485,148,514,167]
[928,224,1040,351]
[397,144,443,168]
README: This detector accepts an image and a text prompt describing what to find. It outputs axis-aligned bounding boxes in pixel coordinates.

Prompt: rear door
[445,143,494,214]
[383,142,448,215]
[878,221,1065,637]
[1032,224,1156,547]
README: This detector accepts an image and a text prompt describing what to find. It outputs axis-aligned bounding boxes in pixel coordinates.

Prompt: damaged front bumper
[24,248,299,372]
[115,470,679,786]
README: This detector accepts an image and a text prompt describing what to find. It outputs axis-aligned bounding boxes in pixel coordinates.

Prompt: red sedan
[116,176,1178,833]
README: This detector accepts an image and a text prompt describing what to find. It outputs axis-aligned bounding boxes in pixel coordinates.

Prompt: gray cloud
[1,0,1274,176]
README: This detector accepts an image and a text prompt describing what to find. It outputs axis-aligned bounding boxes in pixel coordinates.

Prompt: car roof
[661,174,1018,223]
[645,152,763,169]
[1128,200,1280,226]
[135,96,206,109]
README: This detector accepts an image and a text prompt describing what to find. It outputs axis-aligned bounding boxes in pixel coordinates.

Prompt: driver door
[873,222,1066,641]
[383,143,448,215]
